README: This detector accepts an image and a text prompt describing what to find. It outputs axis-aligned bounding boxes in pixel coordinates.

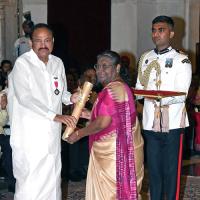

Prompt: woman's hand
[66,130,80,144]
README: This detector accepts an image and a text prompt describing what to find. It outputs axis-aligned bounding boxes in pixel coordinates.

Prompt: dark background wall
[48,0,111,73]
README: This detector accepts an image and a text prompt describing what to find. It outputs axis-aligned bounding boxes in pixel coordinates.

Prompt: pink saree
[86,81,138,200]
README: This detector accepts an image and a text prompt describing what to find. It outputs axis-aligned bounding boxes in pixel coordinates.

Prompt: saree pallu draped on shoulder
[86,82,143,200]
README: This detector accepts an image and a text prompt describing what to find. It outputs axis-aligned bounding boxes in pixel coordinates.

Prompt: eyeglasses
[94,64,113,71]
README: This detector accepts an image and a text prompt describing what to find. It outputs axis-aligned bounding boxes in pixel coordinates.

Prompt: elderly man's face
[31,27,54,64]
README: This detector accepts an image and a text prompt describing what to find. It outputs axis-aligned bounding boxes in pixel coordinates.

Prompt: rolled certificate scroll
[62,81,93,140]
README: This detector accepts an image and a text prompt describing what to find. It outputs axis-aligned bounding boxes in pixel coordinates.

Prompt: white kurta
[135,47,192,130]
[8,49,71,200]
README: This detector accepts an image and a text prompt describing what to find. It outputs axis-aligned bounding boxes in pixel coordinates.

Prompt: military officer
[135,16,192,200]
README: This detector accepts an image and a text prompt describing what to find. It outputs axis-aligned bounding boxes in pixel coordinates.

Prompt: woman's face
[95,56,117,86]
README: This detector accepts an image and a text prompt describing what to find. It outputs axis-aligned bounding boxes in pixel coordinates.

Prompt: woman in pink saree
[67,50,143,200]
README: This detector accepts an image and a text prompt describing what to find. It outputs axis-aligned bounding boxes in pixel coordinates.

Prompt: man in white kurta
[8,23,78,200]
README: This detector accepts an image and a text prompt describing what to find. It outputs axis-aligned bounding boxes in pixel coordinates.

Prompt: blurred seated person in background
[0,60,12,90]
[66,73,78,93]
[66,50,143,200]
[79,67,98,107]
[120,55,132,86]
[67,67,80,84]
[82,67,97,85]
[188,76,200,152]
[0,92,15,192]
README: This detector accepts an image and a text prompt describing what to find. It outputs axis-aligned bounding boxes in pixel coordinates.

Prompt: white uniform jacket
[8,49,71,200]
[135,47,192,130]
[14,36,31,58]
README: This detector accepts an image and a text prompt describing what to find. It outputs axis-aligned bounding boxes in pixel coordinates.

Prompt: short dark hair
[30,23,53,40]
[97,50,121,66]
[1,60,12,67]
[152,15,174,29]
